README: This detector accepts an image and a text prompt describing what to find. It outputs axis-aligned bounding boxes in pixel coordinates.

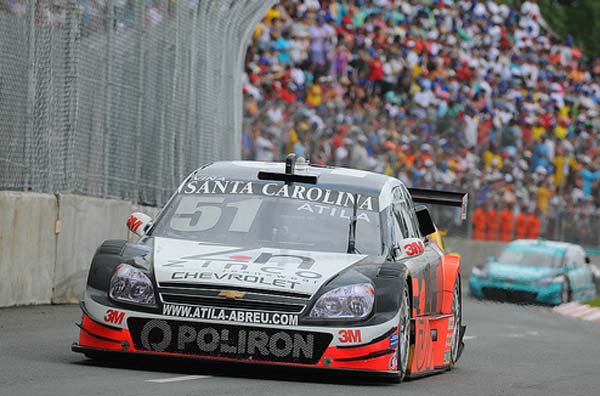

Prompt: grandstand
[242,0,600,245]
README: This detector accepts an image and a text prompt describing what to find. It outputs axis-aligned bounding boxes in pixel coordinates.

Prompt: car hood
[152,237,369,296]
[489,262,560,283]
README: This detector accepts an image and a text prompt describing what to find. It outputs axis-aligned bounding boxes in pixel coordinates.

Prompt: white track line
[146,375,212,383]
[463,336,477,340]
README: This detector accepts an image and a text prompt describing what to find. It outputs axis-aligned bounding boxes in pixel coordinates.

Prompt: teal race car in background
[469,240,597,305]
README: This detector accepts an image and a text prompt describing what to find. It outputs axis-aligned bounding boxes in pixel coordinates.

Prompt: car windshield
[497,249,562,268]
[150,180,382,255]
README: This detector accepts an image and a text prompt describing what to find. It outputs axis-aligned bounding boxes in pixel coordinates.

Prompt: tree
[539,0,600,58]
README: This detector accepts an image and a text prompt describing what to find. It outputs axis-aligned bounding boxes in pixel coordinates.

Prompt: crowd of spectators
[242,0,600,245]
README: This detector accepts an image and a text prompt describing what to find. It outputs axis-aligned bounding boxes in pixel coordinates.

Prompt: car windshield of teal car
[497,250,561,268]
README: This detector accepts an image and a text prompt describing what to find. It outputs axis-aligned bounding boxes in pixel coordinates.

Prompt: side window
[392,187,418,239]
[574,248,586,268]
[563,248,575,267]
[392,187,420,238]
[400,185,422,238]
[391,205,408,243]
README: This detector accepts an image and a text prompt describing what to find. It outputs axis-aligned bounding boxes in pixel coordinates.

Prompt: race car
[72,155,467,382]
[469,239,597,305]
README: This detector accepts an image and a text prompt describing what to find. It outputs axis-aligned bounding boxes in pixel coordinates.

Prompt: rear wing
[408,188,469,220]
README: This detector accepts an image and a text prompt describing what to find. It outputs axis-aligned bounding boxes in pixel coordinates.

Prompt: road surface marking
[463,336,477,340]
[146,375,212,383]
[583,311,600,321]
[574,307,600,319]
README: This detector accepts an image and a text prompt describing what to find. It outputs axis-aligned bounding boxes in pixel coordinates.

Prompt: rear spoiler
[408,188,469,220]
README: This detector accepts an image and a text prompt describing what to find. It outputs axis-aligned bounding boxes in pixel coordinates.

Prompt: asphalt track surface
[2,298,599,396]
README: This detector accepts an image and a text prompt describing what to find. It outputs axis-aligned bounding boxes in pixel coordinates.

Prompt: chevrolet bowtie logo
[218,290,246,299]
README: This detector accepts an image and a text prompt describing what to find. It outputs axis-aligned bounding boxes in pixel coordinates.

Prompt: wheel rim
[451,281,461,363]
[398,287,410,374]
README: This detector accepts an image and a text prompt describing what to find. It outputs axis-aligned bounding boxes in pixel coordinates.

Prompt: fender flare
[441,253,461,315]
[86,240,128,292]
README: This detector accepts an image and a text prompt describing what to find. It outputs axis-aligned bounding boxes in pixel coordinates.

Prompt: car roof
[190,161,402,210]
[507,239,577,255]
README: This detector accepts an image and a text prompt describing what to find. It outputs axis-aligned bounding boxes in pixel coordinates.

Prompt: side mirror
[585,256,591,264]
[127,212,152,236]
[415,206,436,236]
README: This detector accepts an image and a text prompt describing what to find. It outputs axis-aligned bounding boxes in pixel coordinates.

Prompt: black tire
[393,280,412,383]
[450,276,463,367]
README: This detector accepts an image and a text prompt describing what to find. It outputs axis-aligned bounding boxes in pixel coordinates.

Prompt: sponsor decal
[128,319,331,364]
[167,252,322,290]
[389,352,398,370]
[178,179,377,212]
[104,309,125,325]
[403,240,425,257]
[296,203,373,223]
[338,329,362,343]
[154,238,367,295]
[389,333,399,349]
[162,304,299,326]
[127,215,143,233]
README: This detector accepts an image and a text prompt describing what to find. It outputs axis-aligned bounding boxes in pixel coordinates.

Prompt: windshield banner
[178,178,378,212]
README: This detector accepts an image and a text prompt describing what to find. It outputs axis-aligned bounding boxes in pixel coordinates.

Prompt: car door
[392,186,437,316]
[565,247,595,301]
[573,247,596,300]
[401,185,445,314]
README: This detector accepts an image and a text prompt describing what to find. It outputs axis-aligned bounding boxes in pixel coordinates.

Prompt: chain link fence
[0,0,275,205]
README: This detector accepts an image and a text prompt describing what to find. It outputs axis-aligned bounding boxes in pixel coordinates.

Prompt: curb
[553,302,600,323]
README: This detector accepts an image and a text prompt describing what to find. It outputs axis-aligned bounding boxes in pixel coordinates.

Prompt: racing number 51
[170,196,262,233]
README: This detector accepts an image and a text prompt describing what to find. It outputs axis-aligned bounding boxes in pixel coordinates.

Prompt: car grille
[160,293,305,313]
[128,318,332,364]
[482,287,538,303]
[158,283,311,314]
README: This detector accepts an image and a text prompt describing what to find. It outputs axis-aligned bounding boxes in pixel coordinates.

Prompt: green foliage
[586,297,600,307]
[539,0,600,58]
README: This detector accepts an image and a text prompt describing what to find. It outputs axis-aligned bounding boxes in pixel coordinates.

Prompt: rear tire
[450,276,462,366]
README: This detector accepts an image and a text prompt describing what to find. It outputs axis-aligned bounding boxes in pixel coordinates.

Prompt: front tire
[394,281,412,382]
[560,279,571,304]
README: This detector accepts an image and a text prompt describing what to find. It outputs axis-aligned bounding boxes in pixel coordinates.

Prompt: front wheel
[394,281,412,382]
[560,279,571,304]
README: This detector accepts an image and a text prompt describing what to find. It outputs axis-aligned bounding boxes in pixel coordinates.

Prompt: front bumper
[74,301,401,375]
[469,275,563,305]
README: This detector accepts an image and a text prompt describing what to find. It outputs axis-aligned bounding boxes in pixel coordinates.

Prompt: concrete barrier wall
[0,192,57,307]
[0,192,159,307]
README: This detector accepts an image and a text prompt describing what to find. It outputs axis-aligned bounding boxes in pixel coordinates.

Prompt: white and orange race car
[73,155,467,382]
